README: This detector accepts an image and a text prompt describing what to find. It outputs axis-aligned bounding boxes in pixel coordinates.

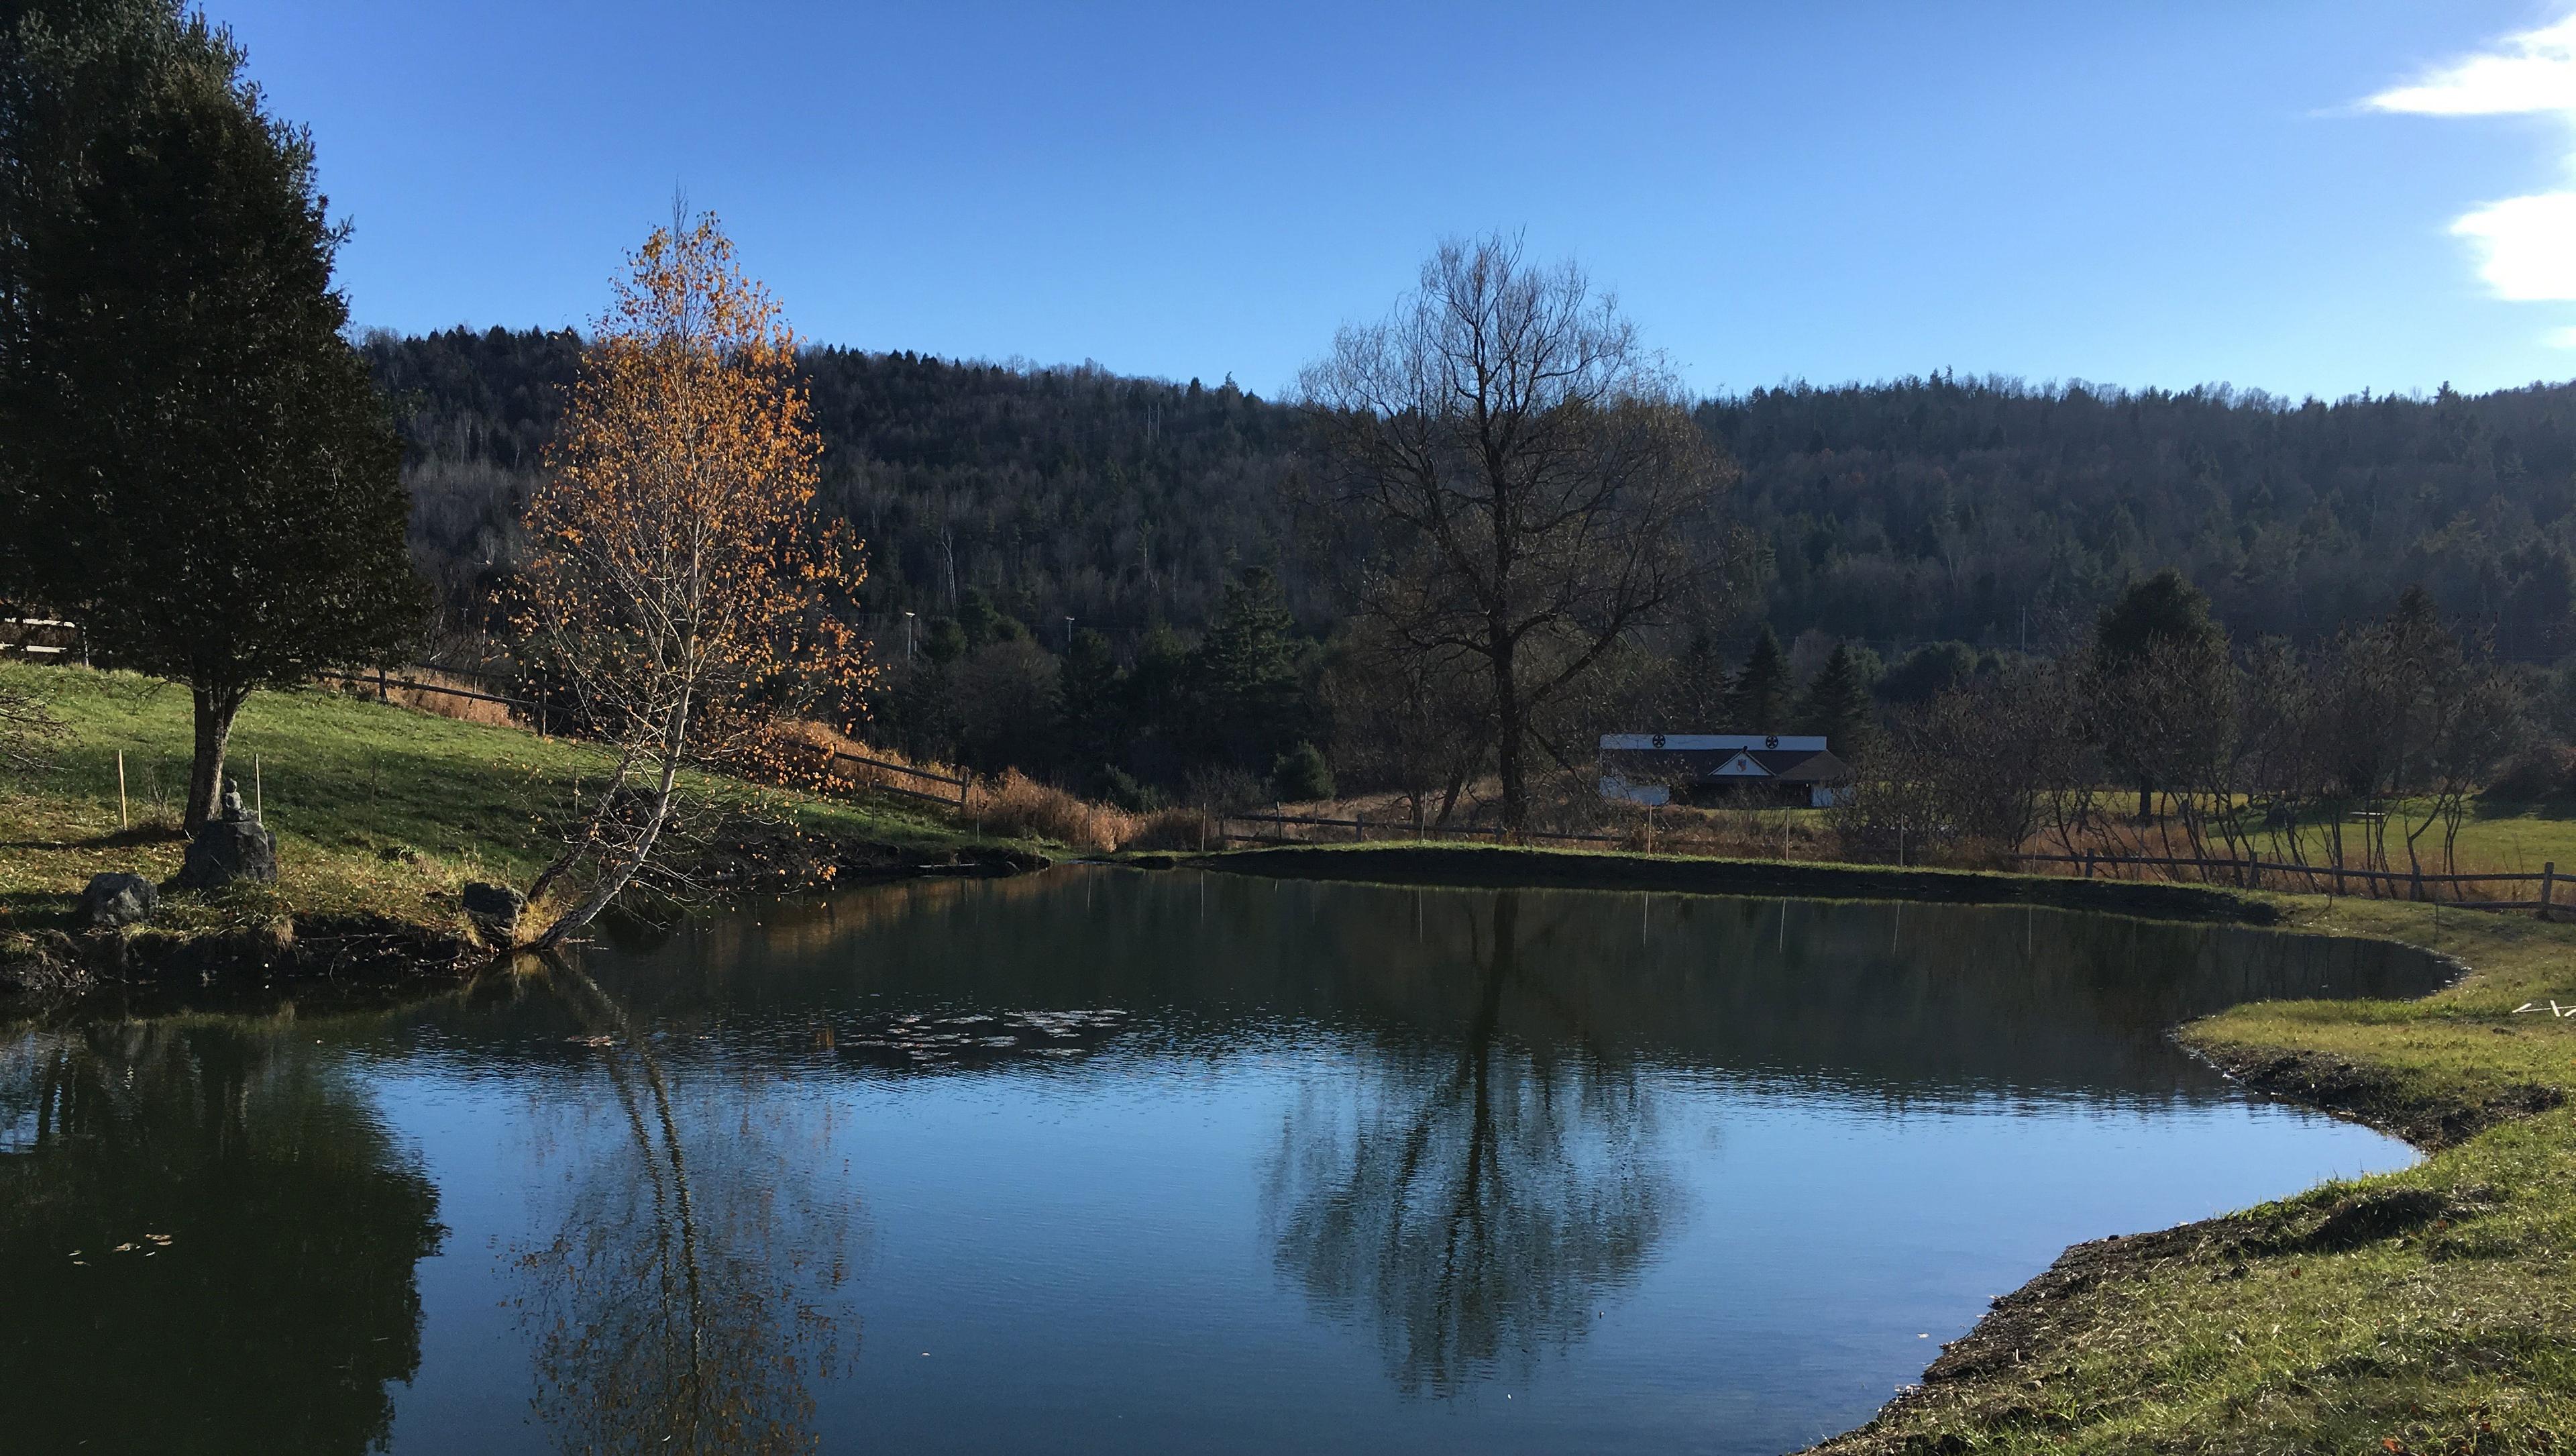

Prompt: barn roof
[1598,738,1852,784]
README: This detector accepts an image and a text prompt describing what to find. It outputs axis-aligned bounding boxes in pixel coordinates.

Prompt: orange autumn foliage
[516,210,872,945]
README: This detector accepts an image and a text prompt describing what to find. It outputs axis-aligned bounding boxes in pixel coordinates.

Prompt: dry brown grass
[326,670,519,728]
[962,770,1134,854]
[770,728,1234,854]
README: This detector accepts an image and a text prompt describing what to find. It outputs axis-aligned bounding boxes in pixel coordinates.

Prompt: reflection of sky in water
[374,1050,2404,1455]
[6,871,2433,1455]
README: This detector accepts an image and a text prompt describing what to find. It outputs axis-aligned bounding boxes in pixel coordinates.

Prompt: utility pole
[1064,616,1076,652]
[904,610,916,664]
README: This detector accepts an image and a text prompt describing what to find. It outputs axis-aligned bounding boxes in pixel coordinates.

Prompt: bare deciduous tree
[1320,620,1491,830]
[1297,235,1735,830]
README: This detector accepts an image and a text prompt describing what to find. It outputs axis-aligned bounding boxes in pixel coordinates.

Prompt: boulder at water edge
[81,872,158,929]
[462,882,526,946]
[176,817,277,890]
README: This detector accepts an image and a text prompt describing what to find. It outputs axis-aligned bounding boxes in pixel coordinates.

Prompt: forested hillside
[370,327,1305,643]
[1707,375,2576,662]
[373,329,2576,664]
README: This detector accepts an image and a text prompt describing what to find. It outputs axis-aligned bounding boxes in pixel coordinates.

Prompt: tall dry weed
[333,670,519,728]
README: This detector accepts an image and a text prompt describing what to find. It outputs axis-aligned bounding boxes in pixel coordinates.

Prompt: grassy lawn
[1,663,1002,943]
[1811,897,2576,1452]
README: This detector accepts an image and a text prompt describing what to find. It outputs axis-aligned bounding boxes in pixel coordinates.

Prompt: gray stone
[176,818,277,891]
[462,881,527,945]
[80,872,157,929]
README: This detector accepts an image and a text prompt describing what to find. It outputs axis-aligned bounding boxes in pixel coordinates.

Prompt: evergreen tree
[2093,568,2224,672]
[1269,741,1335,802]
[0,1,425,826]
[1728,627,1791,731]
[919,617,967,664]
[1189,567,1307,771]
[955,586,1026,647]
[1793,642,1878,757]
[2090,569,2232,821]
[1668,626,1730,726]
[1058,626,1124,776]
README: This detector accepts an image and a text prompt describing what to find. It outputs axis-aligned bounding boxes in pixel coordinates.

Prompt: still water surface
[1,868,2447,1454]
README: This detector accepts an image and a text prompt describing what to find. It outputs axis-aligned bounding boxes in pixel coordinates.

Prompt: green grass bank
[1185,841,2576,1454]
[1,664,1026,986]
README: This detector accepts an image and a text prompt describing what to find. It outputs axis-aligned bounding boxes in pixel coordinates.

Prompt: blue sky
[211,0,2576,399]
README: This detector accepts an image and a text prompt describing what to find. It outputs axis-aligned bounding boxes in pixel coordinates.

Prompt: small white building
[1598,733,1855,809]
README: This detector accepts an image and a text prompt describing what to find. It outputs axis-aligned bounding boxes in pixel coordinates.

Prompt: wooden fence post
[2544,862,2557,922]
[376,665,387,703]
[1353,812,1364,843]
[2083,851,2095,880]
[116,749,127,830]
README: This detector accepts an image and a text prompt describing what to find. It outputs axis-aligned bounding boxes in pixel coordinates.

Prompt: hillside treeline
[371,327,1305,642]
[1706,374,2576,663]
[379,331,2576,665]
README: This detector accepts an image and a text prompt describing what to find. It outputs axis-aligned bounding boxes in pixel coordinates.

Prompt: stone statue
[179,776,277,890]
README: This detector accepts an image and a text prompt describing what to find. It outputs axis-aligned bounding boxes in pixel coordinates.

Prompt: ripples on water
[0,868,2446,1454]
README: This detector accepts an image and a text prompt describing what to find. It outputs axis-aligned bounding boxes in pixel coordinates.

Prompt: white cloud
[2368,16,2576,116]
[2452,193,2576,299]
[2369,14,2576,314]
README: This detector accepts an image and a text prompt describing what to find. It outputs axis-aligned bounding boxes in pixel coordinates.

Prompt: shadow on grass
[2472,794,2576,823]
[0,823,186,852]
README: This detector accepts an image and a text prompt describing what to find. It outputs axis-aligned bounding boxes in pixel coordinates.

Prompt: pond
[1,866,2448,1455]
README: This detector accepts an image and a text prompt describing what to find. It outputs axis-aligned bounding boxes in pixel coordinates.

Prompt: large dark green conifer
[2090,569,2232,821]
[1727,627,1790,732]
[0,1,423,827]
[1189,567,1309,771]
[1792,641,1878,758]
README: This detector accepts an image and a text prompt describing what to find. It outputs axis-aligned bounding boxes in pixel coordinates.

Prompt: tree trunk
[529,706,687,952]
[2136,780,2153,824]
[1436,758,1468,829]
[184,686,245,831]
[1493,633,1525,832]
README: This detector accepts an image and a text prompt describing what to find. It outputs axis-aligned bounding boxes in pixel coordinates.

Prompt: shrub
[967,770,1124,853]
[1270,741,1335,802]
[2488,745,2576,803]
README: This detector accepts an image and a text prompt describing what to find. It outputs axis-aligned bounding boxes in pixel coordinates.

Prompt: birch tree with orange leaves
[519,209,870,950]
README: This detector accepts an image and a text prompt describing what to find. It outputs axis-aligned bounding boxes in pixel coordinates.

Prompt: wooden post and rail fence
[2007,849,2561,917]
[1208,809,1630,848]
[319,664,971,809]
[44,647,2576,921]
[1204,815,2565,920]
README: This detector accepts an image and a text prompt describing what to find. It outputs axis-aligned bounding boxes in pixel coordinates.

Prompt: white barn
[1597,733,1855,809]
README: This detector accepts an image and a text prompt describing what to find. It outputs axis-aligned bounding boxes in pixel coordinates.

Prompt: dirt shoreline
[1,838,1051,1021]
[1180,841,2279,923]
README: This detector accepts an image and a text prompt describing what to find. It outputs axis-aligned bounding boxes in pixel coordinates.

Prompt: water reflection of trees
[513,961,863,1456]
[0,1020,442,1455]
[1263,892,1676,1396]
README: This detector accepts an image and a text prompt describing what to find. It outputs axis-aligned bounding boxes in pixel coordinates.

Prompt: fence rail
[1212,811,1627,847]
[2009,849,2562,915]
[317,666,536,713]
[825,749,970,808]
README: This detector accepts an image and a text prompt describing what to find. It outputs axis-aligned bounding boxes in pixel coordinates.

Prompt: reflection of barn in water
[1597,733,1854,809]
